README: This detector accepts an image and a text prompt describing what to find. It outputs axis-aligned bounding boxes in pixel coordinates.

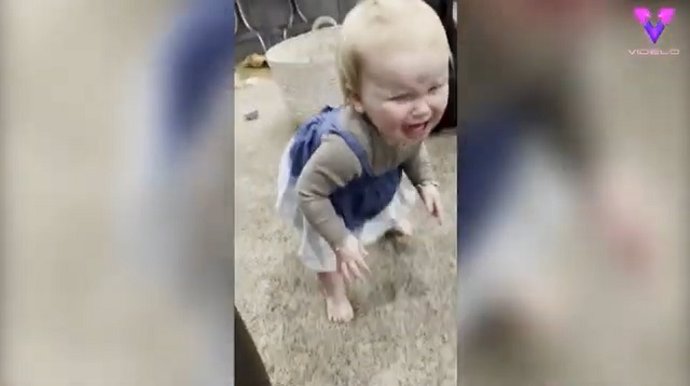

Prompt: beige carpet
[234,76,457,386]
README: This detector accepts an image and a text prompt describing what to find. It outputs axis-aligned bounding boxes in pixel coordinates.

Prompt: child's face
[352,48,449,146]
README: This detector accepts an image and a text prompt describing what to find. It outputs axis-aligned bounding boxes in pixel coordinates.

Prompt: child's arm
[402,143,443,224]
[402,142,438,187]
[295,134,362,249]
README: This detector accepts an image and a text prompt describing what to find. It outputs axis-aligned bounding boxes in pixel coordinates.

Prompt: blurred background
[2,1,233,385]
[459,0,688,385]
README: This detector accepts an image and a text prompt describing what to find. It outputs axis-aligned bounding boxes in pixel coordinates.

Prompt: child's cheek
[438,88,450,110]
[378,101,404,125]
[367,104,398,139]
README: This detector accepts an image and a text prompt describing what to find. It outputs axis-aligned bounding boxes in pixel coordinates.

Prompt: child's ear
[349,93,365,114]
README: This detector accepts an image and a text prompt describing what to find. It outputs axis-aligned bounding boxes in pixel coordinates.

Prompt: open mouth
[403,121,429,137]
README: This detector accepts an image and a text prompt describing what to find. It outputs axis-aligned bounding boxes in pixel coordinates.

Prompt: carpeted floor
[234,75,457,386]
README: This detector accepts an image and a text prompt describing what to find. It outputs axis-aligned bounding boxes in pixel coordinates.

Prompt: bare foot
[325,295,354,323]
[318,271,354,323]
[391,218,413,237]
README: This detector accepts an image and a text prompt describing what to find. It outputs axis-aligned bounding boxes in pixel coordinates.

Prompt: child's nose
[411,100,431,119]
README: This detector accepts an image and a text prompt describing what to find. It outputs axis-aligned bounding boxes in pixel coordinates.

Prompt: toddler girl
[277,0,451,322]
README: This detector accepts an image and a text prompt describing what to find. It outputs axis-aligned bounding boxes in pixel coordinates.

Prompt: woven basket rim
[265,26,341,65]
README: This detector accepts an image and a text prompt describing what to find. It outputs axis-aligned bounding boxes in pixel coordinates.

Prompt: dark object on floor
[245,110,260,121]
[425,0,457,134]
[235,307,273,386]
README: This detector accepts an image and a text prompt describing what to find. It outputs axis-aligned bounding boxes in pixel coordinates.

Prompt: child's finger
[359,243,368,257]
[435,198,444,225]
[340,262,352,283]
[358,256,371,274]
[424,193,434,214]
[349,261,364,281]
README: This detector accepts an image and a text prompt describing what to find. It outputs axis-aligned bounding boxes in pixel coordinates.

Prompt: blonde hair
[336,0,451,102]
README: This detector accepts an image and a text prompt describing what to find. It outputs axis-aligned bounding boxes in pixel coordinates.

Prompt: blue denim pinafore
[289,106,403,231]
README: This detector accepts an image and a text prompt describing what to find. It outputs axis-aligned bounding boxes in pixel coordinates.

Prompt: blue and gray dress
[277,106,435,272]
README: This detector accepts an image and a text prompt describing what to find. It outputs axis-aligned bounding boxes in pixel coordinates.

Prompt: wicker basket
[266,16,344,126]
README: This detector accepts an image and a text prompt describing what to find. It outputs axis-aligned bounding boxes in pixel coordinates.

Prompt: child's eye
[429,84,443,93]
[390,94,413,102]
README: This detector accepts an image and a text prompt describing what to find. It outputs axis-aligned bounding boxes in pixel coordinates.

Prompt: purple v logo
[634,7,676,44]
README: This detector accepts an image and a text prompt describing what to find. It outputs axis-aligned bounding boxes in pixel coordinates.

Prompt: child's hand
[334,234,370,282]
[418,183,444,225]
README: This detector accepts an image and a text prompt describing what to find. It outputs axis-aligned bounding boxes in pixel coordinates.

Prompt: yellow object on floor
[241,53,268,68]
